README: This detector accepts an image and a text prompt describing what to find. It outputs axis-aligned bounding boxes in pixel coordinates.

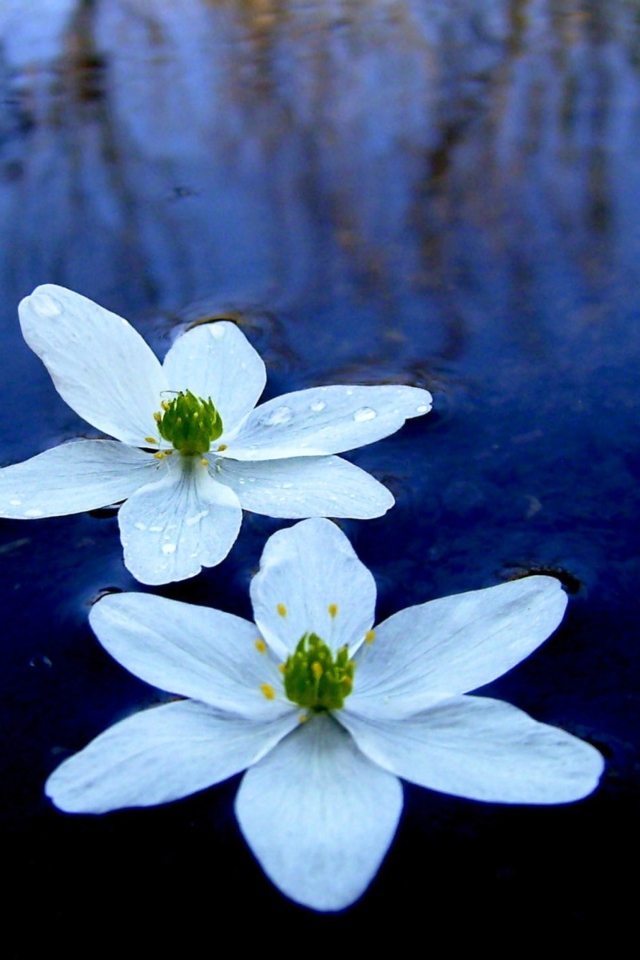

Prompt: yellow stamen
[145,436,159,445]
[217,444,228,452]
[311,662,323,680]
[255,639,267,654]
[201,458,209,466]
[278,663,285,674]
[365,629,376,644]
[153,451,165,460]
[277,603,287,617]
[328,603,338,618]
[298,713,309,723]
[260,683,276,701]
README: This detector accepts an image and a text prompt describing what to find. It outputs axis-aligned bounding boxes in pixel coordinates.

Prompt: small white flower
[0,285,432,584]
[46,518,604,912]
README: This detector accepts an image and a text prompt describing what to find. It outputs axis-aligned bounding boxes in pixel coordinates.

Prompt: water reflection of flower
[0,285,431,584]
[46,518,603,912]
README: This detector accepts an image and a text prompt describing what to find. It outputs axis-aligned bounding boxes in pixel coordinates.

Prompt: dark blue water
[1,0,638,950]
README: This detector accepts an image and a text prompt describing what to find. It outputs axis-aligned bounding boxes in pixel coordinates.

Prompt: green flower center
[154,390,223,456]
[283,632,355,712]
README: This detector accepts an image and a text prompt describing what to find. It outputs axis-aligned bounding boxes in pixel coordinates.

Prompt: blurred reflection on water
[2,0,640,358]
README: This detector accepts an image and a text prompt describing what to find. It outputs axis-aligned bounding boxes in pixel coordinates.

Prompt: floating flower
[46,519,604,912]
[0,285,432,583]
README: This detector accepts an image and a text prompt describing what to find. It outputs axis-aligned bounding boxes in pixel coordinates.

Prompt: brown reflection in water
[0,0,638,367]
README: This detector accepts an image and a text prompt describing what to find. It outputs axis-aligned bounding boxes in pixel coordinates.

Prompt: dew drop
[162,542,177,555]
[134,522,147,531]
[149,525,163,532]
[281,482,293,489]
[24,508,43,517]
[210,325,225,339]
[263,406,293,426]
[9,499,21,506]
[311,400,326,412]
[32,293,61,317]
[186,510,209,526]
[354,407,377,422]
[416,403,430,414]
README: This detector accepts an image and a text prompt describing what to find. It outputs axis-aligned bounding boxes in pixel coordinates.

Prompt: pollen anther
[328,603,338,618]
[277,603,287,617]
[260,683,276,701]
[255,639,267,654]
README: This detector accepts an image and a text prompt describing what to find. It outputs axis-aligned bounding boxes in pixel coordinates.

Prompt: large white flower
[0,285,432,584]
[46,518,604,912]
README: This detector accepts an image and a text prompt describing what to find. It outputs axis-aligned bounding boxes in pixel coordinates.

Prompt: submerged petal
[250,518,377,659]
[162,322,266,436]
[224,384,432,461]
[19,285,167,445]
[90,592,291,721]
[118,458,242,584]
[216,455,393,519]
[341,696,604,804]
[349,577,568,718]
[0,440,159,518]
[235,713,402,911]
[47,699,297,814]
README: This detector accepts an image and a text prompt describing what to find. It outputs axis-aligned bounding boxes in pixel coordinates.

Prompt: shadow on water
[0,0,639,949]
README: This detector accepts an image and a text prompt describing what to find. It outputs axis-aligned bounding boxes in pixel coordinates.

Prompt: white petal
[19,285,167,445]
[341,696,604,804]
[224,384,432,461]
[235,713,402,911]
[118,458,242,584]
[349,577,568,719]
[0,440,159,517]
[215,455,393,519]
[46,699,298,814]
[90,592,292,721]
[250,518,377,659]
[162,322,266,436]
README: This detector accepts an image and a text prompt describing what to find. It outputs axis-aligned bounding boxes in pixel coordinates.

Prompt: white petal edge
[341,696,604,804]
[0,440,160,518]
[19,285,167,445]
[250,518,377,659]
[118,458,242,585]
[215,454,393,519]
[348,577,568,719]
[47,699,299,814]
[90,593,292,721]
[224,384,432,461]
[235,713,403,911]
[162,322,266,436]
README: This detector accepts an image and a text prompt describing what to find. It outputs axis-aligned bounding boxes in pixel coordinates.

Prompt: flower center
[154,390,223,456]
[283,632,355,712]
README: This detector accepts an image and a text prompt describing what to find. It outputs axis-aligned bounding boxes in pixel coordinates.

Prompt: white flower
[46,518,604,912]
[0,285,432,584]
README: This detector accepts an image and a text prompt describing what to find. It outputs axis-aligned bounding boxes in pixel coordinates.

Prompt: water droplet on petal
[210,325,225,339]
[311,400,326,412]
[354,407,376,422]
[149,525,163,532]
[134,522,147,531]
[186,510,209,526]
[32,293,61,317]
[263,406,293,426]
[162,542,177,555]
[24,508,43,517]
[416,403,430,414]
[346,388,354,396]
[9,499,21,506]
[282,482,293,489]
